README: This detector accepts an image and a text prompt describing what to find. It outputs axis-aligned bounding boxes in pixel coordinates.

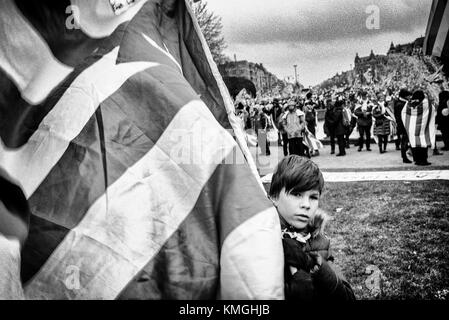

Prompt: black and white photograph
[0,0,448,309]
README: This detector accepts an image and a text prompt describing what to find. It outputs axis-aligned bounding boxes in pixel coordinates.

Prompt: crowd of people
[234,81,449,166]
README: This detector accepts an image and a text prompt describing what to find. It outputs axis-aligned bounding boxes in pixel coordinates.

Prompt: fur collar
[280,209,329,240]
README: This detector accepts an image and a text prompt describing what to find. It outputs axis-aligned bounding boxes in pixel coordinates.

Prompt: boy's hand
[309,252,323,274]
[282,238,315,271]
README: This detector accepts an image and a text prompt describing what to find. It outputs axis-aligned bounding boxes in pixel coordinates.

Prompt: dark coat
[354,103,373,127]
[437,91,449,131]
[333,106,346,136]
[372,105,391,136]
[282,211,355,301]
[394,98,407,134]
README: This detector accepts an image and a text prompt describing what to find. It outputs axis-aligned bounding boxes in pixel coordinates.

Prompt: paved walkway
[250,140,449,182]
[261,170,449,184]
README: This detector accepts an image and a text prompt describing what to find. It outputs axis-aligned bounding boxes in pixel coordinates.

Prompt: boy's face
[274,188,320,230]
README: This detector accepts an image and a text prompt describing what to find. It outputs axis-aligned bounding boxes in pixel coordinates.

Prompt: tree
[189,0,227,65]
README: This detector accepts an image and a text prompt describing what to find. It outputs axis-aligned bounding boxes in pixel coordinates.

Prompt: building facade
[218,60,279,94]
[354,49,388,85]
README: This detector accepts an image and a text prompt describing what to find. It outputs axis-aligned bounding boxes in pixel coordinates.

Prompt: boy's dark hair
[269,155,324,199]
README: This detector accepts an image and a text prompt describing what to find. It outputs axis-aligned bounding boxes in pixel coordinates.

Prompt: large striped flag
[401,99,436,148]
[0,0,284,299]
[424,0,449,59]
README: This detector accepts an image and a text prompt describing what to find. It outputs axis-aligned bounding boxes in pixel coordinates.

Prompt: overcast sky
[205,0,433,87]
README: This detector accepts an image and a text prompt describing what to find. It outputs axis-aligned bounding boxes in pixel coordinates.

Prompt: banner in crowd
[0,0,284,300]
[401,99,436,148]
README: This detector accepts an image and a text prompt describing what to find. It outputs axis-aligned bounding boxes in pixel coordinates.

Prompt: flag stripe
[425,106,432,147]
[220,207,284,300]
[118,162,275,299]
[0,0,74,105]
[402,100,435,148]
[22,63,211,281]
[441,27,449,58]
[424,0,439,54]
[424,0,448,56]
[24,100,238,300]
[414,105,423,147]
[21,215,70,283]
[0,47,157,198]
[404,104,413,146]
[27,63,202,231]
[433,1,449,57]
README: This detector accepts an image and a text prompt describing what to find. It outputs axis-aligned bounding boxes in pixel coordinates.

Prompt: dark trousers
[442,128,449,149]
[289,137,304,156]
[358,125,371,150]
[412,147,428,164]
[378,135,388,152]
[400,133,410,160]
[258,131,270,156]
[329,131,336,152]
[395,132,403,150]
[337,135,346,155]
[282,133,289,156]
[344,126,353,147]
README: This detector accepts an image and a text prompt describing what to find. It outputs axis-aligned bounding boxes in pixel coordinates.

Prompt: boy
[269,155,355,300]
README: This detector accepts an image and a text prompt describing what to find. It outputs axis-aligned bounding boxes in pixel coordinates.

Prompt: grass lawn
[319,180,449,300]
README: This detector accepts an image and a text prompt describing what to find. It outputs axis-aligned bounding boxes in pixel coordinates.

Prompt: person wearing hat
[394,89,413,163]
[354,91,373,152]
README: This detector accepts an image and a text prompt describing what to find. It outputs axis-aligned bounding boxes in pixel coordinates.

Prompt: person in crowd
[332,99,347,156]
[324,99,338,155]
[268,155,355,301]
[278,105,289,157]
[305,93,317,136]
[272,98,283,144]
[345,94,357,148]
[437,90,449,151]
[394,89,413,163]
[372,93,392,154]
[245,106,252,130]
[354,91,373,152]
[304,93,319,156]
[260,107,271,156]
[283,100,306,157]
[402,90,432,166]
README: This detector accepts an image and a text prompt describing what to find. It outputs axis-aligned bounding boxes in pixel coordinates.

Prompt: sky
[205,0,433,87]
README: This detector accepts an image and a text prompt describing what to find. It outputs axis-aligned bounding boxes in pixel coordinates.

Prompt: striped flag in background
[401,99,436,148]
[0,0,284,299]
[424,0,449,59]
